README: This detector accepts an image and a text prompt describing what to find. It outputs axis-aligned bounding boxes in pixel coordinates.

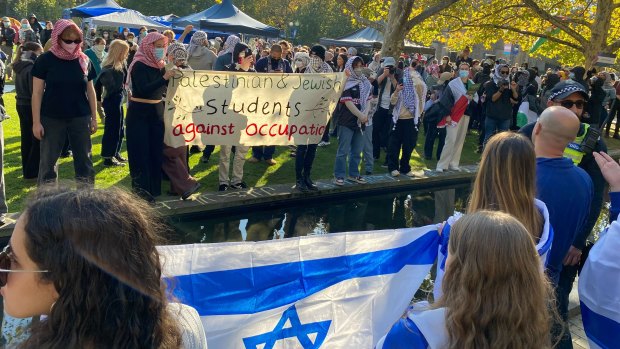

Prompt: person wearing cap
[372,56,399,166]
[347,47,357,58]
[519,81,606,349]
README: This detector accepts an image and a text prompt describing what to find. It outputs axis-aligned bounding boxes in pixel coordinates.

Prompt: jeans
[483,117,511,145]
[126,101,164,197]
[101,92,124,158]
[252,145,275,160]
[372,107,391,159]
[38,116,94,185]
[423,117,446,160]
[362,124,374,173]
[387,119,418,173]
[334,126,364,179]
[295,144,318,180]
[16,104,39,179]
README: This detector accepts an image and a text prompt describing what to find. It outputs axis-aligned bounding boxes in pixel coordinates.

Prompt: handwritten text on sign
[163,71,346,147]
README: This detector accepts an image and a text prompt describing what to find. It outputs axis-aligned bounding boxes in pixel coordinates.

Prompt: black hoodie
[13,57,34,105]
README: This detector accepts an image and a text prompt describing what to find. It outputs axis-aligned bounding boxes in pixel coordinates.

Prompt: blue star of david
[243,305,331,349]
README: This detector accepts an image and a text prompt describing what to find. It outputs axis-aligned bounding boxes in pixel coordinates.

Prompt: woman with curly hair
[377,211,554,349]
[0,187,206,348]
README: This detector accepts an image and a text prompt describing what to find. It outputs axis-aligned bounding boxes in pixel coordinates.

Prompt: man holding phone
[373,57,398,165]
[251,44,293,165]
[483,63,519,145]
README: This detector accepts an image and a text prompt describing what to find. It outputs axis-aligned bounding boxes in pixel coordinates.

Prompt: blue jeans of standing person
[252,145,275,160]
[484,117,511,145]
[101,92,125,158]
[334,126,364,179]
[362,124,374,174]
[38,116,95,185]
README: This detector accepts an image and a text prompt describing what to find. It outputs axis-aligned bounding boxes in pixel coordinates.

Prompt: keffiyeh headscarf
[218,35,240,57]
[49,19,89,74]
[173,46,188,65]
[126,32,167,90]
[167,42,185,56]
[493,63,509,84]
[305,56,333,73]
[293,52,310,70]
[188,31,207,57]
[517,70,530,89]
[344,56,372,111]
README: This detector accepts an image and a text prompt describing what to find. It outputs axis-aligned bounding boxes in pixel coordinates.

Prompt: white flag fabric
[578,221,620,349]
[158,227,440,349]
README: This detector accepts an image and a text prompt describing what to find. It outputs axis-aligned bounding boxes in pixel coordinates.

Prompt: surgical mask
[140,32,146,37]
[21,24,29,29]
[94,44,105,52]
[61,42,78,53]
[294,60,303,68]
[569,72,575,79]
[154,47,165,60]
[459,70,469,78]
[103,33,109,38]
[128,37,135,43]
[2,21,9,27]
[353,67,363,75]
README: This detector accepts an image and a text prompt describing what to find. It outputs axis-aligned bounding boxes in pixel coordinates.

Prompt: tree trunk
[381,0,415,58]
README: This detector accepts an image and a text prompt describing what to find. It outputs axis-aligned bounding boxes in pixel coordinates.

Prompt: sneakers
[435,168,444,173]
[296,179,309,193]
[103,157,125,167]
[405,171,415,177]
[114,154,127,162]
[448,166,461,171]
[391,170,400,177]
[247,157,260,163]
[230,182,248,190]
[218,184,229,192]
[181,183,201,200]
[348,176,367,184]
[265,159,277,166]
[317,141,330,147]
[334,177,345,186]
[304,176,319,191]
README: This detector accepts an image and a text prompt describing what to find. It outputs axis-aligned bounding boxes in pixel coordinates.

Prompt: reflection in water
[168,185,472,244]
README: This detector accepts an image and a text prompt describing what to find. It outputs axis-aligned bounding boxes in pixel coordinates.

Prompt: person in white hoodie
[187,31,217,71]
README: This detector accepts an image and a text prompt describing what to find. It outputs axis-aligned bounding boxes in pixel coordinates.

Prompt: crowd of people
[0,16,617,348]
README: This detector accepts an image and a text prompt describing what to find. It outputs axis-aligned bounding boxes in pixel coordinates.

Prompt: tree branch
[405,0,460,29]
[337,0,386,31]
[606,39,620,53]
[461,23,582,51]
[554,15,591,28]
[522,0,588,45]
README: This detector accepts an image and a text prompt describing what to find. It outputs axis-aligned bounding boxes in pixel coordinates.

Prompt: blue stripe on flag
[165,230,439,316]
[580,301,620,348]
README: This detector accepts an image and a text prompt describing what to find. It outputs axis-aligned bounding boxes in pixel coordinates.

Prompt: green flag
[529,28,561,53]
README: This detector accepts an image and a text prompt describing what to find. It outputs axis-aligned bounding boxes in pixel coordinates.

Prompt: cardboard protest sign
[164,71,346,147]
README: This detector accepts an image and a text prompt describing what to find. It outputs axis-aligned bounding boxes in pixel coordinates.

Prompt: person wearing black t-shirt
[125,32,175,202]
[32,20,97,186]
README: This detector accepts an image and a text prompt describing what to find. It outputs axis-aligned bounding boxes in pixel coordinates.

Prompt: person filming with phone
[482,63,519,146]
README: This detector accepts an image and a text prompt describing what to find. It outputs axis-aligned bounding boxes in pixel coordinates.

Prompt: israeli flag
[158,226,440,349]
[578,221,620,349]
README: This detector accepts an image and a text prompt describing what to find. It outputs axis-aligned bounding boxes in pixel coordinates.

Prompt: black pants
[16,104,39,179]
[387,119,418,173]
[252,145,275,160]
[126,101,164,197]
[38,116,94,185]
[372,107,391,159]
[101,92,125,158]
[295,144,317,180]
[202,145,215,159]
[605,98,620,135]
[553,264,579,349]
[423,118,446,160]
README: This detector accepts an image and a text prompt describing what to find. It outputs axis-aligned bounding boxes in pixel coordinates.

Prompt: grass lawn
[4,90,619,212]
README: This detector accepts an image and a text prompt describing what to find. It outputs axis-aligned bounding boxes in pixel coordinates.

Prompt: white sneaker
[405,171,415,177]
[449,166,461,171]
[435,168,444,173]
[391,170,400,177]
[318,141,330,147]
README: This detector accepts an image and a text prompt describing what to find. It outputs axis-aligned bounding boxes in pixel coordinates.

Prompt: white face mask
[94,44,105,51]
[294,60,303,68]
[61,42,78,53]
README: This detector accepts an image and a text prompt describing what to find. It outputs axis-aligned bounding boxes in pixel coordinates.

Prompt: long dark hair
[19,187,182,349]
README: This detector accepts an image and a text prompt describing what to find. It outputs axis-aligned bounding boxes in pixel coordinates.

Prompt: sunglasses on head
[61,38,82,45]
[0,245,49,287]
[559,100,586,109]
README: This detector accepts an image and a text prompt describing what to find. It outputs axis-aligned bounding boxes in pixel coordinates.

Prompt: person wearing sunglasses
[0,186,206,348]
[31,19,98,186]
[519,80,608,349]
[482,63,519,146]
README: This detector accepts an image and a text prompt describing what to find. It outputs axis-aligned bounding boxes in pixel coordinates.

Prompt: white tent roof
[89,10,170,30]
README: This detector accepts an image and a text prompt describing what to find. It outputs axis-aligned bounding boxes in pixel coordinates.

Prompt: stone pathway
[570,313,590,349]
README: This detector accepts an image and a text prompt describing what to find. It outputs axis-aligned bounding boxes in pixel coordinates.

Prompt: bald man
[534,105,593,348]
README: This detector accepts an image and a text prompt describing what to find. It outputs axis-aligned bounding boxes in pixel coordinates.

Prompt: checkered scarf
[344,56,372,111]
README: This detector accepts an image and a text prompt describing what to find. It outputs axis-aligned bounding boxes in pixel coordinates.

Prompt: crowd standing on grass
[0,15,617,348]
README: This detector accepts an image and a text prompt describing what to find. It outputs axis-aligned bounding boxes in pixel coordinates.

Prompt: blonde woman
[377,211,554,349]
[434,132,553,298]
[96,39,129,166]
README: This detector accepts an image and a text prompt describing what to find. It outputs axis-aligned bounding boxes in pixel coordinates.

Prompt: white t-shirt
[380,81,392,109]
